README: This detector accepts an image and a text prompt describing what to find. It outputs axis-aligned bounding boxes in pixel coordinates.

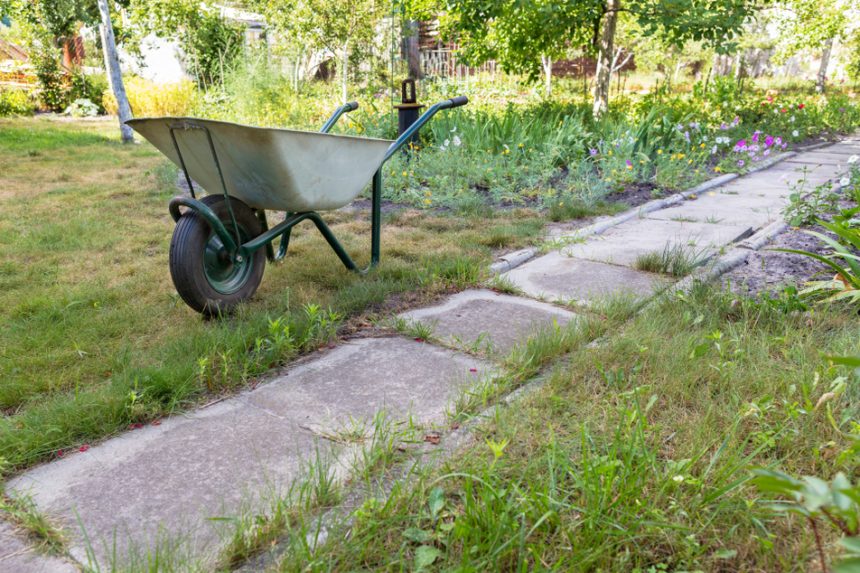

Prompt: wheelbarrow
[127,95,468,316]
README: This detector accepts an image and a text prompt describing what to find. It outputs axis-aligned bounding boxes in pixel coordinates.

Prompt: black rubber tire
[169,195,266,317]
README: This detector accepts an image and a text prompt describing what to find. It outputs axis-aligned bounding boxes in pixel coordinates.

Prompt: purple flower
[764,135,774,147]
[732,116,740,126]
[625,159,633,169]
[589,148,598,156]
[738,159,745,167]
[684,131,690,142]
[734,139,747,151]
[781,142,788,149]
[720,122,728,130]
[775,136,782,146]
[751,132,760,143]
[763,149,771,156]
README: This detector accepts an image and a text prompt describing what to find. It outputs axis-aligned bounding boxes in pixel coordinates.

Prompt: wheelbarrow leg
[370,169,381,267]
[256,210,294,262]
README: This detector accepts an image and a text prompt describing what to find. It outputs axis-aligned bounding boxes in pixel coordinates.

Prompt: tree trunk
[341,40,349,103]
[541,55,552,97]
[97,0,133,143]
[402,20,422,79]
[816,37,834,93]
[592,0,619,117]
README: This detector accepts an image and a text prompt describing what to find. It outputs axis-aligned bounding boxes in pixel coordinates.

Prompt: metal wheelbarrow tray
[127,96,468,316]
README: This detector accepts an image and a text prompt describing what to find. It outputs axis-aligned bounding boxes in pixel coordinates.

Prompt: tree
[251,0,388,102]
[412,0,763,114]
[97,0,133,142]
[409,0,599,97]
[774,0,849,92]
[128,0,244,87]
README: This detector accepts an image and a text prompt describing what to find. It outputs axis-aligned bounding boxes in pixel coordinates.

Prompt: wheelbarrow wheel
[169,195,266,317]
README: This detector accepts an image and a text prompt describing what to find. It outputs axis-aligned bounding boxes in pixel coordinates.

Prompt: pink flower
[79,444,90,453]
[764,135,774,147]
[735,139,747,151]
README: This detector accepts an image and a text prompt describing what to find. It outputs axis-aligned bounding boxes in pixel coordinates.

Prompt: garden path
[2,139,858,572]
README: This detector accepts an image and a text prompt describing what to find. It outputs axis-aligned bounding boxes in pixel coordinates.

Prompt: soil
[721,224,832,297]
[607,181,661,209]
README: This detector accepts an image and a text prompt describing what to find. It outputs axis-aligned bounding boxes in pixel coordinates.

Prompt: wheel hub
[203,233,253,295]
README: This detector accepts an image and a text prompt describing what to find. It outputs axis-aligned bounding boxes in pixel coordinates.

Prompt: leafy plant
[777,219,860,305]
[783,171,841,227]
[752,469,860,573]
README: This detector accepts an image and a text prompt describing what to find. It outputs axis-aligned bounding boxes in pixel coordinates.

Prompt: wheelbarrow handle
[441,96,469,109]
[320,101,360,133]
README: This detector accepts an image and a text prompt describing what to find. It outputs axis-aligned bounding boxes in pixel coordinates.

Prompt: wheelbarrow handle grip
[443,96,469,109]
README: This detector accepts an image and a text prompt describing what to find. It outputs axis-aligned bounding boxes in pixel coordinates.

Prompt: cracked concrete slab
[559,218,751,267]
[398,289,577,355]
[9,398,320,569]
[646,193,782,228]
[0,520,77,573]
[503,252,673,302]
[247,337,489,430]
[8,338,487,570]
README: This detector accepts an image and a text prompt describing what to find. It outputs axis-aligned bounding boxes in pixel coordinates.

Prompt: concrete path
[3,139,857,572]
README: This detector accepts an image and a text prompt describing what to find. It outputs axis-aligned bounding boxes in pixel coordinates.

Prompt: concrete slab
[9,398,321,569]
[503,252,672,302]
[560,218,751,267]
[0,520,78,573]
[646,193,782,228]
[398,289,577,355]
[785,152,851,166]
[247,337,489,430]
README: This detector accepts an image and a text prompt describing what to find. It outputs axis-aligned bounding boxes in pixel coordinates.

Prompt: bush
[0,89,36,116]
[30,39,69,112]
[103,77,197,116]
[70,72,108,113]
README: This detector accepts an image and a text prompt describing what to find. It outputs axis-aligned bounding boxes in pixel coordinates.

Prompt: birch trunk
[97,0,133,143]
[592,0,619,117]
[816,37,834,93]
[541,55,552,97]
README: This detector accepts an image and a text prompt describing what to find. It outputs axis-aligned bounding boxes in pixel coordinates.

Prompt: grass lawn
[268,286,860,572]
[0,117,561,474]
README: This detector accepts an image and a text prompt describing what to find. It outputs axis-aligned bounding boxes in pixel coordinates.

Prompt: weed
[783,167,841,227]
[634,242,710,277]
[0,493,67,555]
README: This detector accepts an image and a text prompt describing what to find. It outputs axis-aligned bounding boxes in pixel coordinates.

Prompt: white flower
[673,475,685,483]
[792,130,799,137]
[790,116,795,123]
[450,126,457,133]
[840,177,851,187]
[711,145,718,154]
[452,135,461,147]
[848,155,859,164]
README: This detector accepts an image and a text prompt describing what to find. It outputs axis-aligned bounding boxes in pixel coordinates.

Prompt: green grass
[634,242,711,277]
[262,285,859,571]
[0,118,553,474]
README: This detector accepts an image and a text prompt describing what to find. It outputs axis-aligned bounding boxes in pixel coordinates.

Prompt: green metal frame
[167,96,468,274]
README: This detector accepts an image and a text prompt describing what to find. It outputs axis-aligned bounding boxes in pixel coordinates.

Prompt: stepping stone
[785,152,851,166]
[560,218,752,267]
[8,338,487,569]
[0,520,77,573]
[503,252,672,303]
[9,399,320,569]
[398,289,577,355]
[647,193,781,228]
[247,337,489,430]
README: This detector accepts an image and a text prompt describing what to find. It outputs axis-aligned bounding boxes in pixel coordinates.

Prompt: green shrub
[0,89,36,116]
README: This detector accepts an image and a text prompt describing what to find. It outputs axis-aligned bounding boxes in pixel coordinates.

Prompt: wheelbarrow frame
[165,96,468,275]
